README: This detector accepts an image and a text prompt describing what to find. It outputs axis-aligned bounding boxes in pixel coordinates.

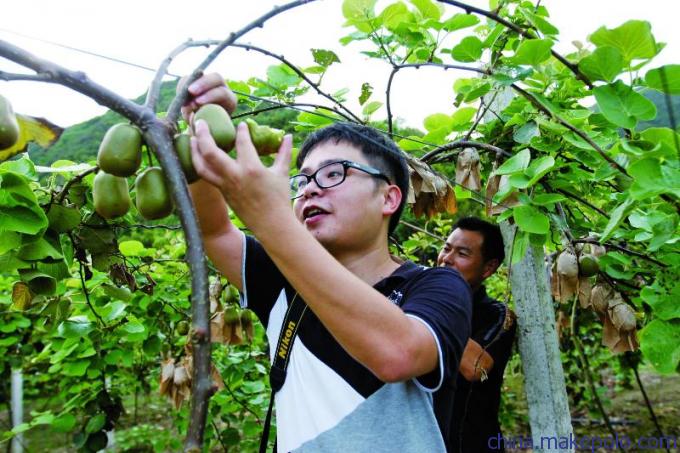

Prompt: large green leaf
[518,7,558,35]
[513,205,550,234]
[639,319,680,374]
[342,0,377,32]
[578,46,623,82]
[513,121,539,144]
[442,13,479,31]
[593,81,657,129]
[590,20,658,63]
[451,36,483,63]
[628,158,680,200]
[509,156,555,189]
[0,172,49,235]
[601,197,636,241]
[380,2,412,30]
[507,39,553,66]
[641,280,680,321]
[493,149,531,175]
[410,0,442,20]
[645,65,680,94]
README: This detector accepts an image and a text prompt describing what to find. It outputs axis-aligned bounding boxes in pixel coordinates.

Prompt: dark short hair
[297,122,410,234]
[453,216,505,264]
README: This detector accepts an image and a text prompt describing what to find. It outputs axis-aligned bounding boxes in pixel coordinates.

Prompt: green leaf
[342,0,377,32]
[640,128,680,159]
[85,414,106,434]
[493,149,531,175]
[57,318,94,338]
[639,319,680,374]
[362,101,383,116]
[47,204,81,233]
[100,300,128,322]
[62,359,90,377]
[601,197,635,241]
[451,36,483,63]
[143,335,162,355]
[453,78,491,103]
[358,82,373,105]
[508,39,554,66]
[518,7,558,35]
[51,413,77,433]
[0,155,37,179]
[379,2,411,29]
[266,65,301,89]
[119,240,145,257]
[510,155,555,189]
[590,20,658,63]
[311,49,340,67]
[442,13,479,31]
[18,235,63,261]
[423,113,452,132]
[449,107,476,131]
[645,65,680,94]
[593,80,657,129]
[641,283,680,321]
[513,205,550,234]
[531,193,567,206]
[513,121,539,144]
[19,269,56,295]
[628,158,680,200]
[410,0,442,20]
[578,46,624,82]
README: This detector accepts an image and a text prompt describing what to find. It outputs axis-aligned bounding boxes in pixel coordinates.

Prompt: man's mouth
[303,206,329,220]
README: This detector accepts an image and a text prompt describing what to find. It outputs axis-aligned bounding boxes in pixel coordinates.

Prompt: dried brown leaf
[455,148,482,192]
[159,359,175,396]
[211,311,226,344]
[578,277,593,309]
[12,281,33,310]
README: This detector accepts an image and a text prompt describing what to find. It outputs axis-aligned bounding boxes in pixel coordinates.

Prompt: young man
[434,217,516,453]
[183,74,472,452]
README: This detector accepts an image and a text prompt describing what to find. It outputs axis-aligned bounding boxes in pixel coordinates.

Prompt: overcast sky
[1,0,677,129]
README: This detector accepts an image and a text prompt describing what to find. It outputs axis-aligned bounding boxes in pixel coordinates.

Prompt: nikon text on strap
[259,293,307,453]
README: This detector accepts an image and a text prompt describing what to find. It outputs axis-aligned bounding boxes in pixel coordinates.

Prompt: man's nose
[301,178,322,198]
[439,251,454,266]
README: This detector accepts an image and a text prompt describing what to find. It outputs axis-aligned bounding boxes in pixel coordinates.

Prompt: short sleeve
[401,267,472,392]
[241,235,287,326]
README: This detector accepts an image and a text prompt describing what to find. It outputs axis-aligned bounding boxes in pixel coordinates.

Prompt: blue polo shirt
[240,235,471,452]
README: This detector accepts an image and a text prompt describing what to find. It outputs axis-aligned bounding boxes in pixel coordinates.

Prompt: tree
[1,0,678,451]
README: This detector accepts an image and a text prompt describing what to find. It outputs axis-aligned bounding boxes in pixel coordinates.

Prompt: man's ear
[482,258,500,280]
[382,185,402,216]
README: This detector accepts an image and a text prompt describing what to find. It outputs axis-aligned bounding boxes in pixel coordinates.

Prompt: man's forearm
[189,180,231,237]
[253,214,438,382]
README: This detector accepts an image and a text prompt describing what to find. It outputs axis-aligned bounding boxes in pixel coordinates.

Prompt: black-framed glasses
[290,160,391,199]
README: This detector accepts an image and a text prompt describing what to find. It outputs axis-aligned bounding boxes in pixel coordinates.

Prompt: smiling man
[183,74,472,452]
[434,217,516,453]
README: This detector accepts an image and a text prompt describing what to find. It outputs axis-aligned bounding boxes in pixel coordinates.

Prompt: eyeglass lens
[290,161,346,198]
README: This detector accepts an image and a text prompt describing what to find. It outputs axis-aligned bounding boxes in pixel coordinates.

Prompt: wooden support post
[501,223,574,453]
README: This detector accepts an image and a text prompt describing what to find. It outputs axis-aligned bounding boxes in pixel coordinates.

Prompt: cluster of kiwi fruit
[94,123,174,221]
[94,103,284,221]
[0,94,20,150]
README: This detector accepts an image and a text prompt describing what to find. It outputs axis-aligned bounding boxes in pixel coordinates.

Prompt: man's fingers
[193,120,237,178]
[189,73,237,113]
[234,122,259,165]
[188,72,221,95]
[272,134,293,176]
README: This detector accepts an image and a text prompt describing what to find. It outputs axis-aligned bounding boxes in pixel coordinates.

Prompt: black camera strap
[259,292,307,453]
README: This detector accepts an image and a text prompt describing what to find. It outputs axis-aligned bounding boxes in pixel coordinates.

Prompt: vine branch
[166,0,318,124]
[436,0,593,88]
